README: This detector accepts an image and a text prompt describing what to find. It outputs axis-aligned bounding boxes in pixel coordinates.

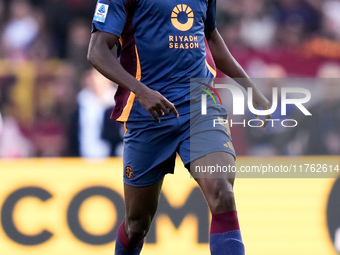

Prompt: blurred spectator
[40,0,96,58]
[1,0,40,59]
[240,0,276,48]
[0,85,34,157]
[66,0,97,20]
[68,69,123,158]
[30,61,77,157]
[34,61,77,123]
[0,75,16,110]
[289,62,340,155]
[322,0,340,40]
[245,64,294,156]
[2,60,36,128]
[0,0,5,44]
[27,9,56,62]
[0,114,34,157]
[66,18,92,90]
[41,0,71,58]
[274,0,322,33]
[102,107,125,157]
[0,74,34,157]
[273,0,322,46]
[216,1,245,46]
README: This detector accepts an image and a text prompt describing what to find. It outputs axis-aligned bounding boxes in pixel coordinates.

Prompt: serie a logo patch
[94,3,109,23]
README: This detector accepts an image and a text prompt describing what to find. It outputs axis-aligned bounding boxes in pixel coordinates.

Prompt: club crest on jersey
[94,3,109,23]
[125,166,133,179]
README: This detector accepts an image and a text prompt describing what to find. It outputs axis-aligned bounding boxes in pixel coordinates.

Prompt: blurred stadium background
[0,0,340,254]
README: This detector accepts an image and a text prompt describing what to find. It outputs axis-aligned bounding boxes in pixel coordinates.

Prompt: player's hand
[136,87,179,122]
[252,87,272,130]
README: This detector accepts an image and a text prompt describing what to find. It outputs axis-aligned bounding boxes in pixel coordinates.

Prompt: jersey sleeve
[92,0,126,37]
[204,0,217,32]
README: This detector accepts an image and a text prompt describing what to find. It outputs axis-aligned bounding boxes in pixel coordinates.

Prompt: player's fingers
[154,106,163,117]
[256,118,264,128]
[160,104,170,116]
[150,110,160,123]
[261,114,272,130]
[172,106,179,117]
[167,102,179,117]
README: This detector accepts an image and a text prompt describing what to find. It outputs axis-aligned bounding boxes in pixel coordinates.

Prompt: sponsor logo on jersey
[169,4,200,50]
[171,4,194,31]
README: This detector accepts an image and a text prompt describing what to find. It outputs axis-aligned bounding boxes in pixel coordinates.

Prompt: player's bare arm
[87,31,178,122]
[205,28,271,129]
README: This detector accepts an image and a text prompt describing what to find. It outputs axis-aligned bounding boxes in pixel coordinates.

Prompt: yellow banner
[0,157,338,255]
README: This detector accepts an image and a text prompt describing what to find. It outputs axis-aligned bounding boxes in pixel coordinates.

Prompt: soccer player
[88,0,271,254]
